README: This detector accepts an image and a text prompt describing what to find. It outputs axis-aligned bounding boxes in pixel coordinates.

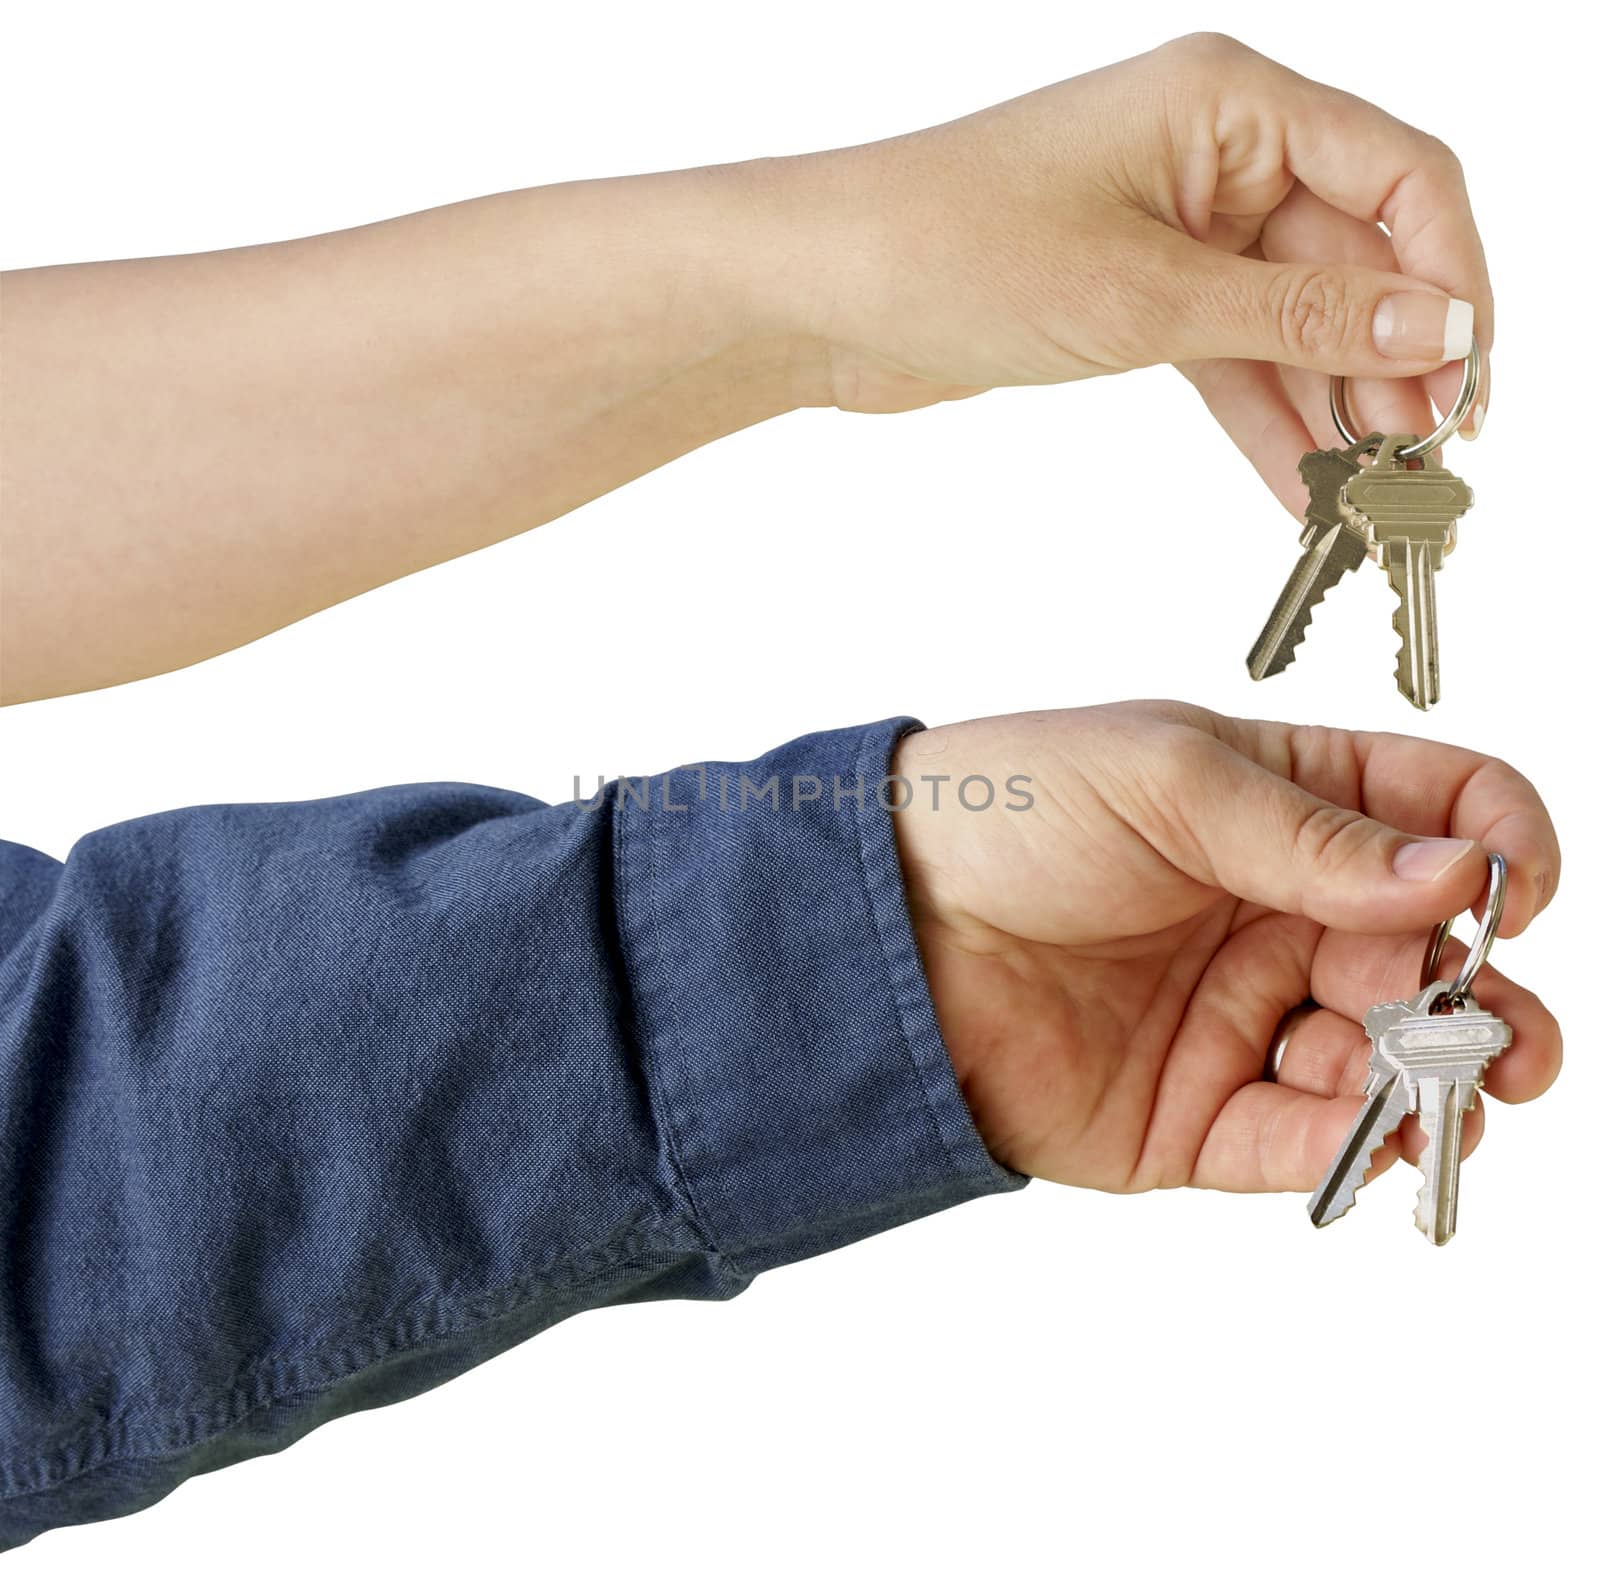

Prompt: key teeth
[1252,582,1326,679]
[1248,527,1364,681]
[1413,1195,1453,1246]
[1308,1141,1388,1228]
[1391,603,1428,711]
[1413,1180,1432,1235]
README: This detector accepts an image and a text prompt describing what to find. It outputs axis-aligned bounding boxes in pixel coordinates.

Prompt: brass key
[1341,435,1474,711]
[1246,435,1382,681]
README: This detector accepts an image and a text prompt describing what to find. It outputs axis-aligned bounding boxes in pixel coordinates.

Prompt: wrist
[485,164,829,429]
[665,159,840,413]
[700,148,906,412]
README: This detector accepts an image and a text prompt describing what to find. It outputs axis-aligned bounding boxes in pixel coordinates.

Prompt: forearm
[0,719,1018,1547]
[0,164,823,703]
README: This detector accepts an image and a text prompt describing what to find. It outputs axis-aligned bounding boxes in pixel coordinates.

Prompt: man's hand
[762,32,1492,515]
[891,703,1559,1191]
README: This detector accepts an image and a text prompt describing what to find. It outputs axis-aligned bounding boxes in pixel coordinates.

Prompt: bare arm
[1,36,1492,704]
[0,168,817,702]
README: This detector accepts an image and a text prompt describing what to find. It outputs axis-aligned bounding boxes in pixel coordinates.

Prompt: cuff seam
[614,784,729,1270]
[848,721,1008,1193]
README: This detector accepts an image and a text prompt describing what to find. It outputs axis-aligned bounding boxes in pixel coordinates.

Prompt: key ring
[1329,334,1481,461]
[1420,850,1507,1006]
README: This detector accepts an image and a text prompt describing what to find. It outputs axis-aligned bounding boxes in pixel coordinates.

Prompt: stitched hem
[615,768,727,1270]
[0,1216,702,1503]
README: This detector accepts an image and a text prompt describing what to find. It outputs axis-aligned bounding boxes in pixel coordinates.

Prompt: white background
[2,1,1594,1571]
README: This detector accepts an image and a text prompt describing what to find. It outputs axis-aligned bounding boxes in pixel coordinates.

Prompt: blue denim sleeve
[0,717,1023,1548]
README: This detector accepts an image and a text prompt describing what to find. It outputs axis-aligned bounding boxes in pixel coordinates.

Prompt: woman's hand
[761,32,1492,515]
[890,703,1558,1191]
[1,32,1493,702]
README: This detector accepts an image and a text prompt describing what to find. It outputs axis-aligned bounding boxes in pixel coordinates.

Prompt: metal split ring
[1329,334,1481,460]
[1420,851,1507,1007]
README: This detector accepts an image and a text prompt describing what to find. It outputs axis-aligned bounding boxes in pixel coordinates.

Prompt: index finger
[1220,718,1559,936]
[1346,734,1557,936]
[1177,36,1494,347]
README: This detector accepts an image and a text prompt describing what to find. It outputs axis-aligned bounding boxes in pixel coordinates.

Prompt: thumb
[1172,737,1487,933]
[1162,245,1475,378]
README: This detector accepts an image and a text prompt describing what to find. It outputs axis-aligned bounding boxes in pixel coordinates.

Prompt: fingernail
[1461,354,1491,441]
[1392,837,1477,881]
[1373,293,1474,362]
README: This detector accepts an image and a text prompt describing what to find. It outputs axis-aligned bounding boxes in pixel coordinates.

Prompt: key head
[1343,435,1473,547]
[1298,444,1364,502]
[1361,994,1420,1047]
[1298,438,1379,541]
[1298,446,1360,492]
[1365,981,1513,1091]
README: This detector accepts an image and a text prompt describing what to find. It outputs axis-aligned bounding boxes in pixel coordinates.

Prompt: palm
[897,710,1317,1188]
[919,897,1496,1199]
[915,898,1243,1187]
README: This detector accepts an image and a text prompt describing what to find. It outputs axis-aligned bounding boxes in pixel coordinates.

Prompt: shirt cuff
[614,716,1026,1276]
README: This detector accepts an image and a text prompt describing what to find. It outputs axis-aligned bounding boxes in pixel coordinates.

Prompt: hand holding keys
[1306,852,1513,1245]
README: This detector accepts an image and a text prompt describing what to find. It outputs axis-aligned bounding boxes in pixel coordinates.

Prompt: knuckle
[1419,130,1462,175]
[1276,268,1357,361]
[1291,802,1379,871]
[1134,698,1218,734]
[1147,721,1216,784]
[1284,723,1363,798]
[1164,30,1249,67]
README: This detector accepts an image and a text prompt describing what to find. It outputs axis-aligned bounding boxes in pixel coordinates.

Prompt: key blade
[1247,522,1367,681]
[1382,990,1511,1246]
[1387,547,1441,711]
[1307,1074,1412,1228]
[1413,1075,1468,1246]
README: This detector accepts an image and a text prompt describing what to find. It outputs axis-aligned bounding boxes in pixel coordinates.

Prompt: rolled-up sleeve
[0,716,1023,1549]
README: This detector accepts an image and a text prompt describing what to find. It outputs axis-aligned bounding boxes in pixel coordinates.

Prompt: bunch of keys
[1246,338,1483,711]
[1303,852,1512,1245]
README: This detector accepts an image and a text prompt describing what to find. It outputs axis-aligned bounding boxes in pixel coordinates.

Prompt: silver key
[1306,1035,1414,1229]
[1307,993,1422,1230]
[1404,990,1513,1244]
[1308,981,1512,1243]
[1246,436,1381,681]
[1342,435,1474,711]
